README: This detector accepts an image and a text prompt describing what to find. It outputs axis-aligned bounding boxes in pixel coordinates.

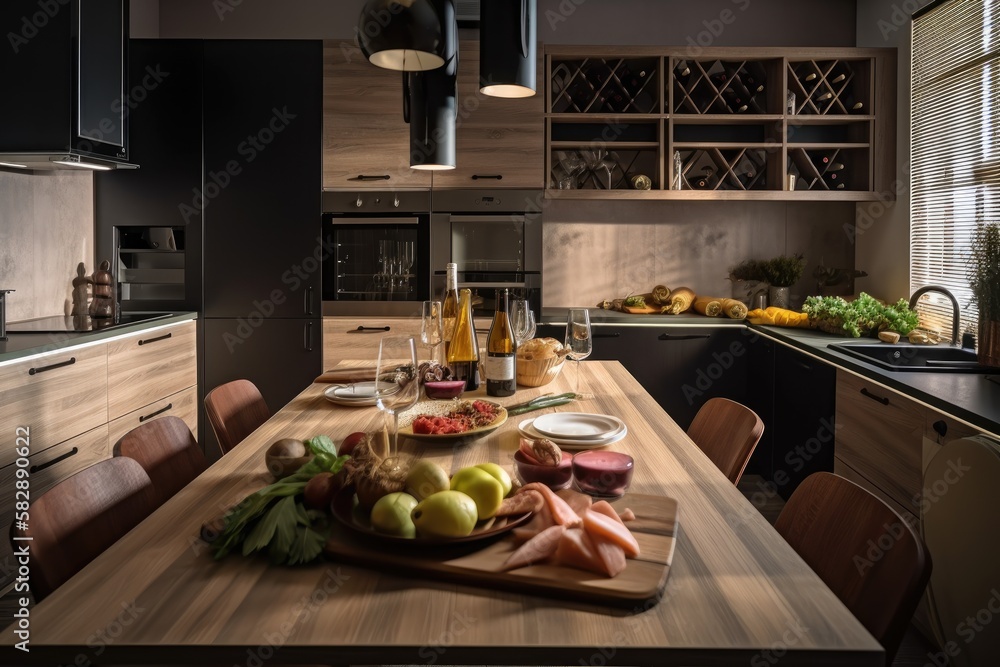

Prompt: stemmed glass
[375,335,420,462]
[420,300,443,364]
[510,298,536,346]
[564,308,592,395]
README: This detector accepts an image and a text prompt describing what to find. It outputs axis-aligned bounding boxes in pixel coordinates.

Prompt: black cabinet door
[743,335,775,479]
[75,0,128,158]
[202,41,322,319]
[202,317,322,454]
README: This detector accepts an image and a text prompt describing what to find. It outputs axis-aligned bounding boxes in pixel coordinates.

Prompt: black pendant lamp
[407,0,457,170]
[480,0,537,98]
[358,0,446,71]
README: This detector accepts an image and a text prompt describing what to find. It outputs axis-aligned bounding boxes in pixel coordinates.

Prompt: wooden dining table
[1,361,882,665]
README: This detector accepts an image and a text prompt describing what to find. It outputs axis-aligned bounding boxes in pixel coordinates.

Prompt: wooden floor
[0,474,940,666]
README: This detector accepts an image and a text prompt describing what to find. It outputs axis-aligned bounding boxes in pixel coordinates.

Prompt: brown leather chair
[774,472,932,665]
[113,416,209,507]
[10,457,158,601]
[686,397,764,484]
[204,378,271,454]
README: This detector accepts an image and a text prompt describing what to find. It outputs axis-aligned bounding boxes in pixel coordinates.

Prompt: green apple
[405,459,451,501]
[369,492,418,538]
[411,490,478,538]
[474,462,513,497]
[450,466,504,519]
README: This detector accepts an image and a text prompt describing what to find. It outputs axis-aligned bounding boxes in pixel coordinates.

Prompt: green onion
[507,392,579,415]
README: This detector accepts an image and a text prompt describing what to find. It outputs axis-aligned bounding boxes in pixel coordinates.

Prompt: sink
[828,342,987,373]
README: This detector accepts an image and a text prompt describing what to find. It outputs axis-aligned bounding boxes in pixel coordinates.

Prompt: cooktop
[5,313,176,334]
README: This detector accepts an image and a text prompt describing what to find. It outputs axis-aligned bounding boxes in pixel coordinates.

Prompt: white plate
[517,417,627,450]
[323,383,383,407]
[531,412,624,440]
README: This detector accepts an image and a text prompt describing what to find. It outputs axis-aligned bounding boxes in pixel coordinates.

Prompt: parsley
[803,293,920,338]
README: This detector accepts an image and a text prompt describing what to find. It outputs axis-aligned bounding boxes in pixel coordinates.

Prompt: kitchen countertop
[0,312,198,365]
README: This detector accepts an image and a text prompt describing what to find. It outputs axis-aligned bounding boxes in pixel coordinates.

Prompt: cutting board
[323,493,678,607]
[622,304,662,314]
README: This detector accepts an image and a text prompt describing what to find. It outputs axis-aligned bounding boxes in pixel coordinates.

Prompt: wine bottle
[617,62,653,112]
[485,289,516,397]
[692,167,716,190]
[440,262,459,361]
[742,61,767,93]
[823,171,846,189]
[447,288,480,391]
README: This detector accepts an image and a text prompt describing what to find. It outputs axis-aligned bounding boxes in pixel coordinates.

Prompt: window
[911,0,1000,338]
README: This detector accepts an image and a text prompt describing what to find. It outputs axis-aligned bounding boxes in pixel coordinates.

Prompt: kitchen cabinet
[544,46,895,200]
[426,41,544,189]
[107,321,197,418]
[323,42,431,189]
[0,0,131,167]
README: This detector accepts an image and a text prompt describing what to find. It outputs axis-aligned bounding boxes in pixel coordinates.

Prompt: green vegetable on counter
[507,392,580,415]
[623,295,647,308]
[212,435,349,565]
[803,293,920,338]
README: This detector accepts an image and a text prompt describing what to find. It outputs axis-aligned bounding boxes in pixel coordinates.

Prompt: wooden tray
[622,304,661,314]
[323,494,678,607]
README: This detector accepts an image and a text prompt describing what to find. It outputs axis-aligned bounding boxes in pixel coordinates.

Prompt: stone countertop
[0,312,198,365]
[539,307,746,326]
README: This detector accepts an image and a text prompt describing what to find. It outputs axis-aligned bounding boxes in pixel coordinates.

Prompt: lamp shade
[480,0,537,97]
[407,0,457,170]
[358,0,446,71]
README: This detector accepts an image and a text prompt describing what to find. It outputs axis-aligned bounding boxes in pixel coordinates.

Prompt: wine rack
[544,46,895,200]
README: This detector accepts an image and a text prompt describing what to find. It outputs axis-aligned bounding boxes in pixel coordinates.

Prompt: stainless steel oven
[430,190,543,317]
[322,191,431,315]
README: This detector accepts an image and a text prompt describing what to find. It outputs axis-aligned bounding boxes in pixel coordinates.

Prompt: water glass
[420,300,443,364]
[564,309,592,394]
[375,335,420,461]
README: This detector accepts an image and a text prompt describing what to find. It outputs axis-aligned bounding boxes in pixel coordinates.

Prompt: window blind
[911,0,1000,339]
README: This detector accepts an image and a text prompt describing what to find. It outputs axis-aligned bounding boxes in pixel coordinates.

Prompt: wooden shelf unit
[545,46,896,200]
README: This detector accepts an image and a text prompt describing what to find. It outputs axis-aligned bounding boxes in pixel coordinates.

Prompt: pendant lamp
[358,0,446,71]
[480,0,537,98]
[407,0,457,170]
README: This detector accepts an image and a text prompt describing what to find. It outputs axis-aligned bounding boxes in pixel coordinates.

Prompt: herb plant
[803,293,920,337]
[761,254,806,287]
[969,221,1000,322]
[728,259,767,282]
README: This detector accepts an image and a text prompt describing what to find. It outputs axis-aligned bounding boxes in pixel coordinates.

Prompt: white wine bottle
[440,262,459,361]
[485,289,516,397]
[447,288,480,391]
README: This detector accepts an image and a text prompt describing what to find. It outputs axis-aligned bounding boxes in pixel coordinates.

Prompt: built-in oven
[430,190,543,318]
[322,191,431,314]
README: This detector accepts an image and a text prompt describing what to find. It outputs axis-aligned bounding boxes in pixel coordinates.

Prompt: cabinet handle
[352,174,390,181]
[305,321,314,352]
[933,420,948,437]
[471,174,503,180]
[658,333,711,341]
[860,387,890,406]
[139,403,173,423]
[592,332,621,339]
[304,286,314,316]
[28,357,76,375]
[794,359,814,372]
[138,332,172,346]
[29,447,78,474]
[353,326,390,332]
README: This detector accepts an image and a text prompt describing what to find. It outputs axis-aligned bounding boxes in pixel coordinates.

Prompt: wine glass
[375,335,420,462]
[564,308,592,395]
[510,299,536,346]
[420,300,443,364]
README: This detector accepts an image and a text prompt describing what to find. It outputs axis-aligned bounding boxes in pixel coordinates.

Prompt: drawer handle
[28,357,76,375]
[860,387,890,406]
[139,403,173,422]
[138,332,172,346]
[794,360,814,372]
[592,332,621,339]
[353,174,390,181]
[353,326,390,332]
[471,174,503,180]
[29,447,79,474]
[304,286,314,316]
[658,333,712,341]
[305,321,314,352]
[933,419,948,437]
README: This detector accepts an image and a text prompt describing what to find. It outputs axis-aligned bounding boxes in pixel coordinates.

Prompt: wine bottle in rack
[792,62,818,85]
[742,61,767,93]
[827,61,852,86]
[823,171,847,189]
[618,62,652,106]
[692,167,716,190]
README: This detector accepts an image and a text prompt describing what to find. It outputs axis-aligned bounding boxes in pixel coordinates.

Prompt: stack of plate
[323,381,382,407]
[517,412,627,450]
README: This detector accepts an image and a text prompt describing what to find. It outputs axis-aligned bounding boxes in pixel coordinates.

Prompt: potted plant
[728,259,767,306]
[761,254,806,309]
[969,221,1000,368]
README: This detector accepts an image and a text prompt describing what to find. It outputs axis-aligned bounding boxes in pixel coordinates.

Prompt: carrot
[584,508,640,557]
[520,482,583,528]
[501,524,566,571]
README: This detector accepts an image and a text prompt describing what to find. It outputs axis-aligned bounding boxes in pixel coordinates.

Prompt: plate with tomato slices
[397,399,508,444]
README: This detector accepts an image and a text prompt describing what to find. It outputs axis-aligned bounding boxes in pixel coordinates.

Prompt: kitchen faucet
[908,285,964,347]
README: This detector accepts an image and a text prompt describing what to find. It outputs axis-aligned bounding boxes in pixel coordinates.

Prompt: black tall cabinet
[96,40,322,458]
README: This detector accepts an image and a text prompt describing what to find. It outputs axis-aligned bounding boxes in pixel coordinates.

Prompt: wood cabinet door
[429,40,544,189]
[107,386,198,449]
[323,316,422,369]
[107,320,197,420]
[323,42,431,189]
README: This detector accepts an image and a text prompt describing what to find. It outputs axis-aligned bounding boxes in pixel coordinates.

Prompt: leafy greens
[803,292,920,338]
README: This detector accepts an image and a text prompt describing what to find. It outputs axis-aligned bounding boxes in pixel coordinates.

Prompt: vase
[979,318,1000,369]
[731,280,766,307]
[769,286,790,309]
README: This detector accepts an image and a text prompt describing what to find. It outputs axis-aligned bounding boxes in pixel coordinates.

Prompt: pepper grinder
[0,289,14,341]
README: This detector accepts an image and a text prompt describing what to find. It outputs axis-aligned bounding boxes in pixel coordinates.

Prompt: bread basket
[516,354,566,387]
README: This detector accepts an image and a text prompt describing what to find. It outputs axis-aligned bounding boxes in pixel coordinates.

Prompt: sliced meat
[556,488,593,516]
[511,503,554,543]
[554,528,609,576]
[590,500,624,525]
[583,508,640,558]
[519,482,583,528]
[589,532,627,577]
[501,524,566,571]
[619,508,636,522]
[496,489,544,517]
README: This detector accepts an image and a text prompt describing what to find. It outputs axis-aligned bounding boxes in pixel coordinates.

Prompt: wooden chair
[113,416,209,508]
[774,472,932,665]
[204,378,271,454]
[686,397,764,485]
[10,457,158,601]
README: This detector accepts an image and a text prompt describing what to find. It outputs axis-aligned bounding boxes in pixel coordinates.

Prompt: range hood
[0,152,137,172]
